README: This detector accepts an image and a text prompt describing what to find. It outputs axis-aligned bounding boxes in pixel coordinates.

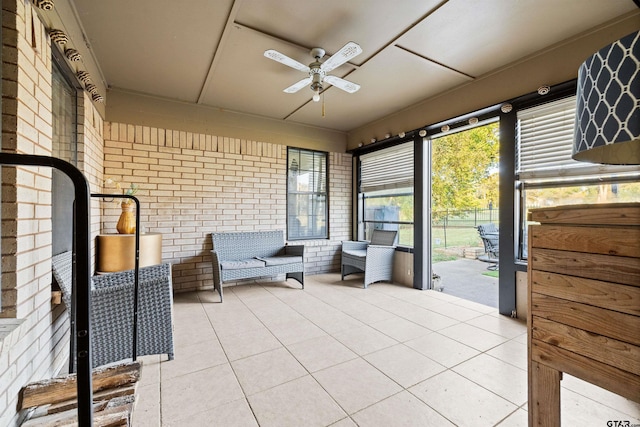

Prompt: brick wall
[0,1,105,425]
[0,1,60,424]
[103,122,352,292]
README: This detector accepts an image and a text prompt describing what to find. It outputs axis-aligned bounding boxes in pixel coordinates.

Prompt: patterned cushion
[256,255,303,266]
[220,259,266,270]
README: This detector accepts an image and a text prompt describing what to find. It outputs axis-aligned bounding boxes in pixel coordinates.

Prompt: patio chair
[52,251,175,368]
[341,229,397,288]
[476,223,499,270]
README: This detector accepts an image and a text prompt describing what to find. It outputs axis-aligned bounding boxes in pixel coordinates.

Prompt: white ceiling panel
[287,46,472,131]
[200,25,358,118]
[398,0,638,77]
[73,0,234,102]
[235,0,443,64]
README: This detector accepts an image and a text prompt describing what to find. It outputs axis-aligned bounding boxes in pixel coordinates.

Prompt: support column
[413,134,431,290]
[499,112,517,315]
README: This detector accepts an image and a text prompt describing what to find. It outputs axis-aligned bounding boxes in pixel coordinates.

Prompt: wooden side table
[527,203,640,426]
[96,233,163,273]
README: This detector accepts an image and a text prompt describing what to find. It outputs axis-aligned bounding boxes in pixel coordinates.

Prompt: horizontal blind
[360,142,413,193]
[516,97,578,178]
[516,96,637,179]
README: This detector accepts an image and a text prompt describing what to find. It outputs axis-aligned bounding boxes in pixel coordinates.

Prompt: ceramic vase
[116,202,136,234]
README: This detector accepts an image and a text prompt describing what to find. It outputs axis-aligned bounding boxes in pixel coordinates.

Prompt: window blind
[516,96,636,179]
[290,149,326,193]
[516,97,578,178]
[360,142,414,193]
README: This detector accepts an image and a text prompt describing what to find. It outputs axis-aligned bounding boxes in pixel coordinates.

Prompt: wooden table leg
[529,360,561,427]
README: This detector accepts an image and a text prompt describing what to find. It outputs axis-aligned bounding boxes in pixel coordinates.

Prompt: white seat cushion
[342,249,367,259]
[256,256,303,266]
[220,259,266,270]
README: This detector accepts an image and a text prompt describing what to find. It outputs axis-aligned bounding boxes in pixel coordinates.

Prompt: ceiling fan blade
[324,75,360,93]
[284,77,312,93]
[264,49,310,72]
[320,42,362,72]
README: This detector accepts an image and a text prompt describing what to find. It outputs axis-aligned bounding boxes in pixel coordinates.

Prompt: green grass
[399,226,483,249]
[482,270,500,278]
[432,227,482,248]
[432,252,458,263]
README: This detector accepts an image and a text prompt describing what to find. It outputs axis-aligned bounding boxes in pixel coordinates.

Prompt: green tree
[431,122,499,218]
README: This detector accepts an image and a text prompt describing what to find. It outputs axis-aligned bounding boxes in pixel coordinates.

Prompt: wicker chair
[52,251,175,368]
[341,229,398,288]
[476,223,499,270]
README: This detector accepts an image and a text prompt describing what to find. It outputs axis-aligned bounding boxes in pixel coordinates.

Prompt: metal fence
[362,207,499,248]
[432,208,499,228]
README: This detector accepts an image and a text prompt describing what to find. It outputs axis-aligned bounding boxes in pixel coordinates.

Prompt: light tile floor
[132,273,640,427]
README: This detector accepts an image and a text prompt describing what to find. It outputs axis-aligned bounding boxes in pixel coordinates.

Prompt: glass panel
[519,181,640,259]
[362,188,413,246]
[52,64,77,164]
[516,97,640,261]
[51,62,78,255]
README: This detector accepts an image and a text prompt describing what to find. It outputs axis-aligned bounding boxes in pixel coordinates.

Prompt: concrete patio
[433,258,499,308]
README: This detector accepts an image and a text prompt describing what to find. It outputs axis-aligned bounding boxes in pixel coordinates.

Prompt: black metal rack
[0,153,93,426]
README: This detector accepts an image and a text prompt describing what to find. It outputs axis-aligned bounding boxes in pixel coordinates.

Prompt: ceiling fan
[264,41,362,102]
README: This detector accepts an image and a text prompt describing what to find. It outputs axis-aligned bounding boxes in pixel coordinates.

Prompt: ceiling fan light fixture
[311,81,322,102]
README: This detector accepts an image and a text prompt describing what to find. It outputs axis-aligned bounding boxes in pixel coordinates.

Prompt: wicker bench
[52,251,174,368]
[210,231,304,302]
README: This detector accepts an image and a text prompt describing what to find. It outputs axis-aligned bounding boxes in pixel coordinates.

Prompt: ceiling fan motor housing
[310,64,325,91]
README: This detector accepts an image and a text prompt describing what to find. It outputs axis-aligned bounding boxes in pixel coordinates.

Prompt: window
[516,96,640,259]
[52,63,77,165]
[51,60,78,255]
[287,148,328,240]
[359,142,413,246]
